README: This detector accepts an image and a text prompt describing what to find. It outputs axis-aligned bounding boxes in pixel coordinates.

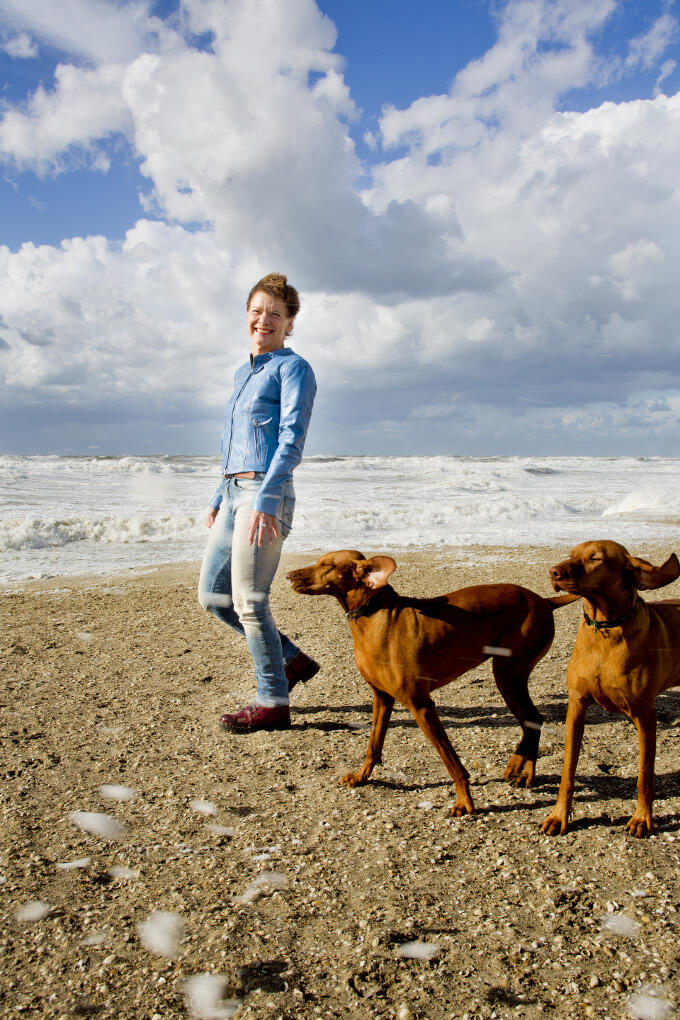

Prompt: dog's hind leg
[492,654,545,788]
[404,695,475,817]
[340,686,394,788]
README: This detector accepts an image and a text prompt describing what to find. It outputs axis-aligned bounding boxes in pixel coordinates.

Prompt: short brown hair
[247,273,300,335]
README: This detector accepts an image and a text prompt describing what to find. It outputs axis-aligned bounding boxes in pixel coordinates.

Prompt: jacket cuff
[253,490,280,517]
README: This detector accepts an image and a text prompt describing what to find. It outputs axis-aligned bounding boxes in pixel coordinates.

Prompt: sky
[1,0,679,457]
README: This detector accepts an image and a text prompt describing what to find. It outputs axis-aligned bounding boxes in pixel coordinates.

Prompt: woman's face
[247,290,293,355]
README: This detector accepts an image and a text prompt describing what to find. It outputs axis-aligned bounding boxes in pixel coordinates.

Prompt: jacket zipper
[225,369,254,468]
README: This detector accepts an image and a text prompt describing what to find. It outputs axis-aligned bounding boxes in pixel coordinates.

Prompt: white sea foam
[1,455,678,582]
[15,900,52,922]
[628,986,673,1019]
[69,811,126,841]
[233,871,289,904]
[601,912,640,937]
[396,940,440,960]
[137,910,185,957]
[99,784,137,802]
[184,974,241,1019]
[56,857,91,870]
[189,798,218,816]
[107,865,139,880]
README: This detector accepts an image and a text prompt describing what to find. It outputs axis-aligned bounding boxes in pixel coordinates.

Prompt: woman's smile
[248,290,292,354]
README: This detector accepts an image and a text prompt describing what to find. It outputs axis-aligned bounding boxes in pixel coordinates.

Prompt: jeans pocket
[234,475,262,490]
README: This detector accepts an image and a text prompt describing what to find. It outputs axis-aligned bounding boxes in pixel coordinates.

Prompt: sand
[2,543,680,1020]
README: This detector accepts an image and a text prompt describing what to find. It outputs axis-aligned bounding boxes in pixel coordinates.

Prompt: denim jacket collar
[250,347,296,370]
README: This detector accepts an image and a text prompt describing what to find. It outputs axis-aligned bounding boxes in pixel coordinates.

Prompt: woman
[198,273,318,732]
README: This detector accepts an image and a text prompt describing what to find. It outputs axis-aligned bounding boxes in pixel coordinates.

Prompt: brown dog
[542,540,680,838]
[287,550,577,816]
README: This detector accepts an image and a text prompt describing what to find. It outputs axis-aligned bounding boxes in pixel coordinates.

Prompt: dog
[542,540,680,837]
[287,550,577,816]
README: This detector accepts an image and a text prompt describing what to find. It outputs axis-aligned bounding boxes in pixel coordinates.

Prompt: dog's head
[287,550,396,599]
[550,540,680,597]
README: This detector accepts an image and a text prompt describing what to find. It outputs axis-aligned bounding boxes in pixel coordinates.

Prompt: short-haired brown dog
[543,540,680,837]
[287,550,577,816]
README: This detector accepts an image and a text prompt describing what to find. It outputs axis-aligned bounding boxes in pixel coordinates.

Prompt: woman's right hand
[206,507,218,528]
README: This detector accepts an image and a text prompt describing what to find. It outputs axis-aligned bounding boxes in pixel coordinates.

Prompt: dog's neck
[341,585,393,621]
[582,589,639,630]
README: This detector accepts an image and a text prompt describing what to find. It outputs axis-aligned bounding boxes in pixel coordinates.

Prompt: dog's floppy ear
[354,555,396,590]
[627,552,680,590]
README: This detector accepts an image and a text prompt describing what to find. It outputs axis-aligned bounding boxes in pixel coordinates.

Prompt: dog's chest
[570,626,660,714]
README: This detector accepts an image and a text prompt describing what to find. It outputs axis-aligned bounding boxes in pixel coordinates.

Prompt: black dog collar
[346,587,391,621]
[583,596,638,633]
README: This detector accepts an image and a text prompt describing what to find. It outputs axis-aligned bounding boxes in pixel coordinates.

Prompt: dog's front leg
[541,692,589,835]
[340,686,394,788]
[627,708,657,837]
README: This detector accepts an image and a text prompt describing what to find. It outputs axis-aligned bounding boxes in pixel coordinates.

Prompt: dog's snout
[549,559,576,592]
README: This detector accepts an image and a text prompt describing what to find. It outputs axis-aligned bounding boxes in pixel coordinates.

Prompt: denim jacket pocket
[252,416,273,460]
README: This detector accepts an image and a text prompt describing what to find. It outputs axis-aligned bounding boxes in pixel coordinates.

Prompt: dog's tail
[546,593,581,609]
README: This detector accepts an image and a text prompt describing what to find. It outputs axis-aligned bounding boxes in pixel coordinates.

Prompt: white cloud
[605,240,664,301]
[2,32,38,58]
[0,0,164,63]
[626,11,678,70]
[0,62,131,170]
[1,0,680,454]
[655,57,677,93]
[0,222,240,405]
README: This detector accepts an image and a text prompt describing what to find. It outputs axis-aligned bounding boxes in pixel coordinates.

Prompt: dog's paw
[540,812,568,836]
[340,772,365,788]
[504,755,535,788]
[626,811,653,838]
[450,798,475,818]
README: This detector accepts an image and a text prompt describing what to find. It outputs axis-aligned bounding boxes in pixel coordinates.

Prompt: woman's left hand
[248,510,280,547]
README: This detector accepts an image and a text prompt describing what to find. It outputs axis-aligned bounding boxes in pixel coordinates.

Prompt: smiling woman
[197,272,320,733]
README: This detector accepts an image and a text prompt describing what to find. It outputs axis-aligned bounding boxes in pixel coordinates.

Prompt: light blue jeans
[197,474,299,707]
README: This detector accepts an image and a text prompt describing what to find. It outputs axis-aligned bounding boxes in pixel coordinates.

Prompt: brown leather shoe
[219,703,291,732]
[286,650,321,691]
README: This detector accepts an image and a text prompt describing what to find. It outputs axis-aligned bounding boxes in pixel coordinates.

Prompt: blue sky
[1,0,680,455]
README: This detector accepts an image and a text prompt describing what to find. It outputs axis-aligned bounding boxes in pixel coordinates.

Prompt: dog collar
[583,596,637,633]
[346,588,390,621]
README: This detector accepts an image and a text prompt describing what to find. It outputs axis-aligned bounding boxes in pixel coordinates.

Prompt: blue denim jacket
[211,347,316,518]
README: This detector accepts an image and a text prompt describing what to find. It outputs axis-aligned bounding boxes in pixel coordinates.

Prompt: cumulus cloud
[0,0,679,453]
[0,63,131,171]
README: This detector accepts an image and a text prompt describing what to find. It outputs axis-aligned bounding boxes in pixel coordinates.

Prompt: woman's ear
[355,556,397,589]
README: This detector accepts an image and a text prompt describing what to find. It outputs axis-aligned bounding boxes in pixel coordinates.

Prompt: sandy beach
[2,544,680,1019]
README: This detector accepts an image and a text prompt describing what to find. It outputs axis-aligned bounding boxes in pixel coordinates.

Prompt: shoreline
[2,536,676,595]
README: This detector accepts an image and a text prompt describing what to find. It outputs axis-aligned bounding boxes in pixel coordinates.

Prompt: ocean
[0,454,678,583]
